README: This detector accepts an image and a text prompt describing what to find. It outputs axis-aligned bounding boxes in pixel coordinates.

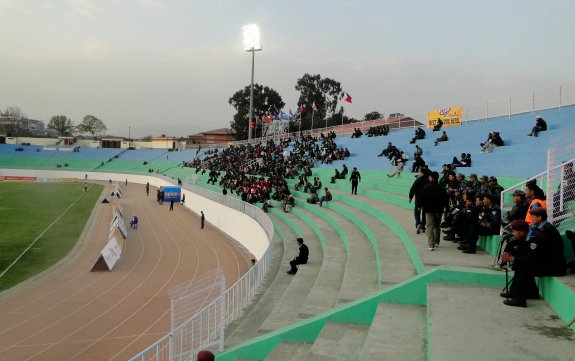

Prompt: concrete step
[333,200,417,286]
[264,342,313,361]
[224,216,291,347]
[316,205,379,304]
[293,207,347,319]
[347,192,494,270]
[304,322,370,361]
[259,212,323,332]
[359,303,426,361]
[427,283,575,361]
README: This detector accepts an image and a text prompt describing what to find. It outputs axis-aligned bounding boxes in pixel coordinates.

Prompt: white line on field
[0,185,93,279]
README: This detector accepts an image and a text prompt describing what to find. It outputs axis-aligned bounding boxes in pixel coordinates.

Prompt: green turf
[0,182,103,291]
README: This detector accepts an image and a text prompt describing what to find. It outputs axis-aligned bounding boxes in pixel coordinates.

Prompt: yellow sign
[427,106,462,128]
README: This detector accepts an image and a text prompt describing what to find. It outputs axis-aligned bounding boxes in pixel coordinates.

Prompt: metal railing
[129,180,274,361]
[204,81,575,148]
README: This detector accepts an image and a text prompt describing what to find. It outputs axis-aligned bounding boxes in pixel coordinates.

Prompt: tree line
[228,73,386,140]
[0,106,107,139]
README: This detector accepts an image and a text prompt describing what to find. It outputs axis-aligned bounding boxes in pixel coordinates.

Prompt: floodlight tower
[243,24,262,142]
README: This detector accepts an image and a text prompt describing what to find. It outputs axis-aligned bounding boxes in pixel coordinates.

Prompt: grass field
[0,182,103,291]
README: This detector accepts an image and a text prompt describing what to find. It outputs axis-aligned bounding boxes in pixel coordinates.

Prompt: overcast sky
[1,0,574,138]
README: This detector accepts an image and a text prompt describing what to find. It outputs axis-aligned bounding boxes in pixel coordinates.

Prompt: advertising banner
[2,176,37,182]
[427,106,462,128]
[161,186,182,202]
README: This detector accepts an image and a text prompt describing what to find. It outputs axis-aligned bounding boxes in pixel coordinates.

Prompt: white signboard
[101,237,122,270]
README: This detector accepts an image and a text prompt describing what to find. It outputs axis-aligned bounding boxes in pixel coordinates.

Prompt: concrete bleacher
[2,106,574,360]
[319,105,575,177]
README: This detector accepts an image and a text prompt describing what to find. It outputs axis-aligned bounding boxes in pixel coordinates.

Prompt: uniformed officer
[349,167,361,195]
[478,193,501,236]
[501,220,561,307]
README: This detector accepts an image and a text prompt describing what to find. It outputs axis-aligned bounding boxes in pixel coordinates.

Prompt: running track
[0,182,252,361]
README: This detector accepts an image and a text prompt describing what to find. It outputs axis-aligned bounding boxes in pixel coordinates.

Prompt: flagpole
[298,109,301,137]
[311,107,315,135]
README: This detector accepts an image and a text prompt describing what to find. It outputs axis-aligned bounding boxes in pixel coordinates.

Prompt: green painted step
[304,322,369,361]
[427,283,575,361]
[359,303,426,361]
[264,342,313,361]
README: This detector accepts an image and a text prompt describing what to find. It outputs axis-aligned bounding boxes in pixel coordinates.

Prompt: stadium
[1,3,575,361]
[1,99,574,360]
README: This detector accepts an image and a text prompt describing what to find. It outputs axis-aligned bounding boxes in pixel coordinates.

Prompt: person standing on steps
[200,211,205,229]
[287,238,309,275]
[350,167,361,195]
[420,171,449,251]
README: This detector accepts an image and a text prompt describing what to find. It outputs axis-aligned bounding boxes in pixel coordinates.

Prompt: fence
[499,128,575,234]
[546,130,575,233]
[129,180,275,361]
[222,81,575,147]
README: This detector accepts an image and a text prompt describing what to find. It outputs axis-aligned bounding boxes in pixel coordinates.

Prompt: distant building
[0,113,45,134]
[187,128,232,146]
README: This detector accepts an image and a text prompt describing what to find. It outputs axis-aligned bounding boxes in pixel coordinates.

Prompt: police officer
[501,220,563,307]
[349,167,361,195]
[502,190,529,226]
[478,193,501,237]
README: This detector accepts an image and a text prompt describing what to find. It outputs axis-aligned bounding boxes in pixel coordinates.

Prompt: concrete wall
[0,169,269,259]
[5,137,60,146]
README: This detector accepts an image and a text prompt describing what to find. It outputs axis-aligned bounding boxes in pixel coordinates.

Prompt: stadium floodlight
[243,24,262,141]
[243,24,262,51]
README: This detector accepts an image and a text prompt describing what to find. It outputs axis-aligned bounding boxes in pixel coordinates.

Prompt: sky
[1,0,574,138]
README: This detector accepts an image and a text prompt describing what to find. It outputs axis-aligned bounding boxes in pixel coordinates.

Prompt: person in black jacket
[501,220,563,307]
[287,238,309,274]
[529,207,566,276]
[350,167,361,195]
[528,115,547,137]
[502,190,530,227]
[420,171,449,250]
[409,169,429,234]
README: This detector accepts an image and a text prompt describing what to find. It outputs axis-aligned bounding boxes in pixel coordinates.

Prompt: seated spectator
[478,193,502,239]
[480,131,504,151]
[130,215,139,229]
[412,153,426,173]
[262,199,273,213]
[387,159,404,178]
[307,190,319,204]
[340,164,349,179]
[351,128,363,138]
[283,195,295,212]
[528,115,547,137]
[434,131,448,146]
[433,118,443,131]
[414,144,423,157]
[409,127,426,144]
[502,190,529,227]
[319,187,333,207]
[378,142,394,157]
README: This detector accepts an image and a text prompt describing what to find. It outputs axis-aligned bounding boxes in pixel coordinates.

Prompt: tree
[0,106,29,136]
[77,115,107,139]
[363,111,383,121]
[47,115,75,136]
[294,74,343,130]
[229,84,285,140]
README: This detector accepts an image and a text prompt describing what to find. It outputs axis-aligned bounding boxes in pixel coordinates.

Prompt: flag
[300,105,307,113]
[289,109,294,120]
[274,112,280,121]
[249,119,255,128]
[280,111,289,121]
[263,115,273,124]
[312,101,318,111]
[344,92,353,104]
